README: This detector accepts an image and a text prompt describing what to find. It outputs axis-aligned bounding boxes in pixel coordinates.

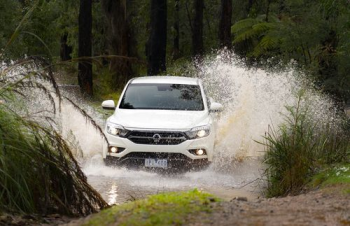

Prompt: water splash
[75,53,340,203]
[2,53,341,204]
[10,53,336,169]
[195,53,339,168]
[59,91,106,158]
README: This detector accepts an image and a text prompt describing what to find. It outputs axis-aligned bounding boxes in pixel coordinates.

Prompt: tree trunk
[192,0,204,57]
[246,0,254,16]
[219,0,232,49]
[60,33,72,61]
[147,0,167,75]
[173,0,180,60]
[102,0,133,88]
[78,0,93,97]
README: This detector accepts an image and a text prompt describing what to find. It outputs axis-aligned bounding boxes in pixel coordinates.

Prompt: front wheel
[103,156,118,166]
[191,161,211,171]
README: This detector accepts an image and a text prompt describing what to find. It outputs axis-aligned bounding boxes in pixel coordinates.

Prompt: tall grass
[263,92,350,197]
[0,58,108,215]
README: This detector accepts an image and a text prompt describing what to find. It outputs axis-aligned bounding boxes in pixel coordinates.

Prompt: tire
[103,156,117,166]
[191,161,211,171]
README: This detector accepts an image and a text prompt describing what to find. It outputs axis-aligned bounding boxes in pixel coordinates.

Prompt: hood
[108,109,209,130]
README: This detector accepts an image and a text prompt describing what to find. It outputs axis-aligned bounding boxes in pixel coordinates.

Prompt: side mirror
[102,100,116,110]
[210,102,223,112]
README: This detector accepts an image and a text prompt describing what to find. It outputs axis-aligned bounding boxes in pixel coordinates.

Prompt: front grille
[127,131,187,145]
[122,152,188,160]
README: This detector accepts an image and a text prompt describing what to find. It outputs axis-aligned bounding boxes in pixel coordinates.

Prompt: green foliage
[0,59,108,215]
[55,0,79,58]
[165,57,196,77]
[0,0,26,58]
[232,16,281,58]
[1,0,350,101]
[310,164,350,188]
[130,0,221,62]
[85,189,219,226]
[93,67,122,101]
[0,0,21,46]
[0,0,104,60]
[232,0,350,101]
[1,1,60,59]
[262,92,350,197]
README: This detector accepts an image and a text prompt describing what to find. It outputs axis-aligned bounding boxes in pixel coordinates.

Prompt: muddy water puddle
[83,157,263,205]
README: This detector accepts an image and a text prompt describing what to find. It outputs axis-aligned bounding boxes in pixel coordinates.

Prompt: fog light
[108,147,125,154]
[189,149,207,156]
[196,149,204,156]
[110,147,118,153]
[188,148,207,156]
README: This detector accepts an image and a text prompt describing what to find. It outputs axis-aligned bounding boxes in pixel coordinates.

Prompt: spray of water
[59,92,106,158]
[3,53,340,204]
[196,53,339,169]
[57,53,342,203]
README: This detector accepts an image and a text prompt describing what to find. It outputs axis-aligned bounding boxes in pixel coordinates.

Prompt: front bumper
[103,131,215,162]
[104,152,210,170]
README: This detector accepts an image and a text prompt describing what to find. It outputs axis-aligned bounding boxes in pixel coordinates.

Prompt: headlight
[185,125,210,139]
[106,123,129,137]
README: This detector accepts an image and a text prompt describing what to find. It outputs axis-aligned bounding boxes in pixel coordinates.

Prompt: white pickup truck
[101,76,223,170]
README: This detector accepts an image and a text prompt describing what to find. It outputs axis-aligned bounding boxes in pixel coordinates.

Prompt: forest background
[1,0,349,106]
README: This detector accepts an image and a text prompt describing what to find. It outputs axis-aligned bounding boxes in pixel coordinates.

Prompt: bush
[263,93,350,197]
[0,58,108,216]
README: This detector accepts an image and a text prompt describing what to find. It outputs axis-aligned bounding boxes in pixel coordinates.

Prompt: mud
[83,158,263,205]
[197,185,350,226]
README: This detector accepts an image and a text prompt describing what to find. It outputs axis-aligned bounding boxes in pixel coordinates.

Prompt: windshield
[119,83,204,111]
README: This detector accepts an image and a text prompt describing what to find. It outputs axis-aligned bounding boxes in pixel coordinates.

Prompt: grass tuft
[310,164,350,188]
[0,58,108,216]
[85,189,219,226]
[262,92,350,197]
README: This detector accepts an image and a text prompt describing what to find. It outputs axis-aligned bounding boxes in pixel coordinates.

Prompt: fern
[252,35,280,57]
[252,22,275,34]
[232,14,282,58]
[231,18,258,34]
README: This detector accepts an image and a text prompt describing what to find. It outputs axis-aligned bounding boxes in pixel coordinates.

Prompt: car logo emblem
[153,134,161,143]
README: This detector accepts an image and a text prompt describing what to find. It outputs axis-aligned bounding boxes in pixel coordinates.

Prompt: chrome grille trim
[126,131,187,145]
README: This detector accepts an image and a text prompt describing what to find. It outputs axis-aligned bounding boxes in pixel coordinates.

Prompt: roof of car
[130,76,200,85]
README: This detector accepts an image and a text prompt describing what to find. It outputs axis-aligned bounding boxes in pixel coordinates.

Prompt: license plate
[145,158,168,168]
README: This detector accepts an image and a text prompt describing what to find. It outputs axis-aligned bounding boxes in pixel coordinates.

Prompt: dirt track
[194,185,350,226]
[63,185,350,226]
[1,185,348,225]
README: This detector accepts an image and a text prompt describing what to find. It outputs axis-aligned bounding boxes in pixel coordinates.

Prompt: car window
[119,83,204,111]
